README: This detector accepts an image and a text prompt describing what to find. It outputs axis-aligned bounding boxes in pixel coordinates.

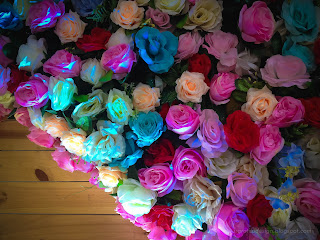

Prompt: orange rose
[44,115,70,138]
[97,166,127,192]
[132,83,160,112]
[60,128,86,156]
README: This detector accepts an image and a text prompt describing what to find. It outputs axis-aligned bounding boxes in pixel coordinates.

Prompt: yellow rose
[61,128,87,156]
[110,1,144,30]
[175,71,209,103]
[0,91,15,109]
[44,115,70,138]
[242,86,278,122]
[155,0,186,16]
[132,83,160,113]
[97,166,127,192]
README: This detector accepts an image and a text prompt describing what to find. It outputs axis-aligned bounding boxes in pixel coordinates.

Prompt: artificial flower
[80,58,106,88]
[132,83,160,113]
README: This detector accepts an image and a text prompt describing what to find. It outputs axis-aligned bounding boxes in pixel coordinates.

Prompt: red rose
[76,27,111,53]
[144,139,175,167]
[224,110,260,153]
[143,205,174,231]
[314,38,320,65]
[246,194,273,227]
[7,64,29,93]
[300,97,320,128]
[188,53,212,86]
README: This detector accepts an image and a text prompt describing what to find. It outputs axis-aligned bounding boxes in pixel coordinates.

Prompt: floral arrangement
[1,0,320,239]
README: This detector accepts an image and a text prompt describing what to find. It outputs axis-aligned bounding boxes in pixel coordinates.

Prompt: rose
[28,107,47,130]
[155,0,186,16]
[27,126,55,148]
[315,38,320,65]
[43,50,82,78]
[106,88,133,125]
[266,96,305,128]
[26,0,64,33]
[172,146,206,180]
[16,35,47,73]
[0,104,11,121]
[145,7,172,30]
[0,35,13,67]
[132,83,160,113]
[106,28,132,49]
[110,1,144,30]
[101,44,137,80]
[44,115,70,139]
[143,205,174,231]
[143,138,175,166]
[136,0,150,6]
[0,1,23,31]
[14,107,33,128]
[117,178,157,217]
[211,202,250,240]
[186,230,204,240]
[135,27,178,74]
[6,65,29,93]
[300,97,320,129]
[280,217,319,240]
[55,10,87,44]
[129,111,165,147]
[260,55,310,89]
[166,104,200,140]
[0,66,10,95]
[76,27,111,53]
[97,166,127,192]
[115,201,148,229]
[224,110,260,153]
[188,54,211,85]
[175,71,209,103]
[60,128,87,156]
[294,178,320,224]
[14,74,49,108]
[184,0,223,32]
[80,58,106,88]
[0,91,14,109]
[175,32,204,63]
[71,0,103,17]
[138,163,176,197]
[239,1,275,44]
[209,72,238,105]
[246,194,273,227]
[282,0,319,43]
[148,227,176,240]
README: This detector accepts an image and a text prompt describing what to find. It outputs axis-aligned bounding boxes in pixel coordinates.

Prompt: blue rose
[135,26,178,74]
[129,111,166,148]
[281,0,319,42]
[71,0,103,17]
[0,1,23,31]
[283,38,316,72]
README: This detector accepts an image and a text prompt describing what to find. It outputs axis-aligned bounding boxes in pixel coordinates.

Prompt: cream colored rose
[61,128,87,156]
[132,83,160,112]
[175,71,209,103]
[0,91,15,109]
[97,166,127,193]
[80,59,106,88]
[27,107,47,130]
[107,89,133,125]
[110,1,144,30]
[184,0,222,32]
[55,11,87,44]
[155,0,186,16]
[242,86,278,122]
[106,28,132,49]
[204,150,239,179]
[136,0,150,6]
[44,115,70,138]
[183,175,222,225]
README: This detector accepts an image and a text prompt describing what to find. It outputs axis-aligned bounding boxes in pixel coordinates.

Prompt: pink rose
[240,227,272,240]
[261,55,310,89]
[251,125,284,166]
[294,178,320,224]
[148,227,177,240]
[172,146,206,180]
[175,32,204,63]
[115,201,148,229]
[43,50,82,78]
[146,7,172,30]
[0,104,11,121]
[138,163,176,197]
[166,104,200,140]
[15,74,49,108]
[186,230,203,240]
[266,96,305,128]
[239,1,275,44]
[0,65,11,95]
[101,44,136,80]
[27,126,55,148]
[14,107,33,128]
[0,35,13,67]
[210,72,238,105]
[226,172,258,207]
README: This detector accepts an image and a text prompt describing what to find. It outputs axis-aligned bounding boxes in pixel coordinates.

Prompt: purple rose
[0,35,13,67]
[26,0,65,33]
[14,74,49,108]
[0,65,11,95]
[146,7,172,30]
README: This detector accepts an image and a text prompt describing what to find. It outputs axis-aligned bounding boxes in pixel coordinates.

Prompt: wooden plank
[0,151,90,181]
[0,182,116,214]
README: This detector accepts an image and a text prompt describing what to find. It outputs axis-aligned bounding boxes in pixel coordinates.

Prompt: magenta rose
[27,126,55,148]
[43,50,82,78]
[251,124,284,166]
[239,1,275,44]
[210,72,238,105]
[14,107,33,128]
[294,178,320,224]
[146,7,172,30]
[175,32,204,63]
[148,227,177,240]
[211,202,250,240]
[166,104,200,140]
[101,43,136,80]
[266,96,305,128]
[226,172,258,207]
[15,74,49,108]
[0,65,11,95]
[261,55,310,89]
[172,146,206,180]
[0,35,13,67]
[138,163,176,197]
[26,0,65,33]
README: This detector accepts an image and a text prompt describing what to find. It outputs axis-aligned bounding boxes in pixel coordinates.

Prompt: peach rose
[55,11,87,44]
[110,1,144,30]
[60,128,86,156]
[44,115,70,138]
[97,166,127,192]
[175,71,209,103]
[242,86,278,122]
[132,83,160,112]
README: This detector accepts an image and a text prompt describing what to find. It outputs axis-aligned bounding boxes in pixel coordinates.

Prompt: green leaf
[161,90,177,104]
[117,179,123,187]
[76,116,92,133]
[180,63,189,73]
[149,0,156,8]
[110,193,117,197]
[46,110,58,115]
[2,43,18,60]
[99,181,108,189]
[231,90,247,103]
[41,101,51,116]
[127,165,139,181]
[73,94,89,103]
[99,71,113,83]
[235,78,252,92]
[165,190,182,201]
[176,14,188,29]
[271,32,282,55]
[62,112,75,128]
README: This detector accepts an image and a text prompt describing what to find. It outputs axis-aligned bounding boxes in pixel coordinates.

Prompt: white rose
[80,58,106,88]
[27,107,49,130]
[106,28,132,49]
[16,35,47,73]
[279,217,319,240]
[155,0,187,16]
